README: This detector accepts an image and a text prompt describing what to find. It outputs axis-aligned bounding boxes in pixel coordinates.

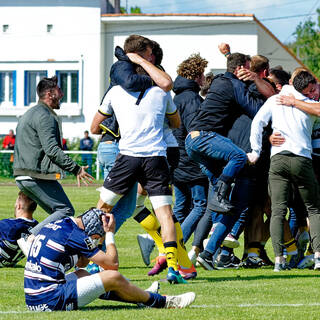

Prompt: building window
[57,71,79,104]
[24,71,47,106]
[47,24,53,33]
[0,71,16,106]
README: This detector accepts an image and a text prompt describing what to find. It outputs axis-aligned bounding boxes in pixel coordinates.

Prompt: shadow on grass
[81,305,140,311]
[196,273,319,282]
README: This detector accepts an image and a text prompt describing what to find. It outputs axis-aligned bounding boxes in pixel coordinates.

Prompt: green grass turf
[1,184,320,319]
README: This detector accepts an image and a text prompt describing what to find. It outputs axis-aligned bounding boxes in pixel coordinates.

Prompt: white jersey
[250,84,318,159]
[99,86,177,157]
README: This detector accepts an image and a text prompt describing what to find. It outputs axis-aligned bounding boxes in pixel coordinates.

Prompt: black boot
[207,180,234,214]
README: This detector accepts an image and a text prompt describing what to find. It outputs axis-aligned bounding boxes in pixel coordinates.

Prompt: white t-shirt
[99,86,177,157]
[250,85,318,159]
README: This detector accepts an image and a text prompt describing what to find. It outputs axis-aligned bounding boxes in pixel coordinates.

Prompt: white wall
[257,23,301,73]
[0,0,102,139]
[102,17,258,91]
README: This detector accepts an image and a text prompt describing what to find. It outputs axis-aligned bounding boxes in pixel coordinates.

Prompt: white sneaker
[297,254,314,269]
[188,249,197,265]
[165,292,196,308]
[145,281,160,294]
[314,256,320,270]
[137,234,155,266]
[222,234,240,248]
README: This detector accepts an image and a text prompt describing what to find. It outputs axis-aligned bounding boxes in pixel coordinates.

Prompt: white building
[0,1,308,139]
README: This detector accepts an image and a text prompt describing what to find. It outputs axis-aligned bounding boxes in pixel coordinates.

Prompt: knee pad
[100,187,122,206]
[149,195,172,210]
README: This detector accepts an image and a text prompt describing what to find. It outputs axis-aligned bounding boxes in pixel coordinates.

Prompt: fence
[0,150,101,180]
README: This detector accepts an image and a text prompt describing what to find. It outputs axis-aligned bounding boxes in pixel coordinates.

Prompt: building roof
[101,13,316,80]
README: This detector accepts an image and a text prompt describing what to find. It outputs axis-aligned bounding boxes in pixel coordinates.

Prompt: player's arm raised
[90,213,119,270]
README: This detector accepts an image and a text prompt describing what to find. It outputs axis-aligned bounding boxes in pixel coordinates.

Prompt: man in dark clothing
[172,53,209,243]
[14,76,93,255]
[80,130,94,175]
[185,53,265,214]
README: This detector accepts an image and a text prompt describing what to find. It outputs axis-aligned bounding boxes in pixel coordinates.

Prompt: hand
[126,52,145,65]
[76,166,94,187]
[218,43,231,55]
[269,132,285,146]
[247,152,259,164]
[102,213,116,233]
[236,67,257,82]
[277,94,295,106]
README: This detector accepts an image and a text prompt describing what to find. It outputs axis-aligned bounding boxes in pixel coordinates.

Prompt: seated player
[24,208,196,311]
[0,191,38,267]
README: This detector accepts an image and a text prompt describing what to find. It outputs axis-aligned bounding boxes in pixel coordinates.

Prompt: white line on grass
[2,303,320,313]
[192,303,320,308]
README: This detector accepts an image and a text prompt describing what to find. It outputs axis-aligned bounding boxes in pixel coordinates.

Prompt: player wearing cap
[24,208,196,311]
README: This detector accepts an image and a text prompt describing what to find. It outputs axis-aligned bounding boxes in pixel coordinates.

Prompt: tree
[120,5,142,13]
[289,8,320,78]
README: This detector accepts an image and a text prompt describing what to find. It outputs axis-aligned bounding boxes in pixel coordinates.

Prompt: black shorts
[103,154,171,196]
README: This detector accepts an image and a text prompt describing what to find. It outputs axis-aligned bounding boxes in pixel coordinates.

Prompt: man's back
[252,85,317,159]
[24,217,99,303]
[100,86,175,157]
[0,217,38,267]
[189,73,238,135]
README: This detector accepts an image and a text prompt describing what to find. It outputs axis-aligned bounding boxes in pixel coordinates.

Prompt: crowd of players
[1,34,320,311]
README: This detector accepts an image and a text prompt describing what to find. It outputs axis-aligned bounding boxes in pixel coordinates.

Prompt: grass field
[1,183,320,320]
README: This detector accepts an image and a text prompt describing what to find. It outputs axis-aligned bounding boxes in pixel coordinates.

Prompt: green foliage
[120,5,142,13]
[288,8,320,78]
[130,6,142,13]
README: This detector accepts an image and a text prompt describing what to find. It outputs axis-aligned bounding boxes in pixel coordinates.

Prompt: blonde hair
[290,67,308,84]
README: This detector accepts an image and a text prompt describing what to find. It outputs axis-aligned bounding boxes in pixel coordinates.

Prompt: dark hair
[18,191,37,213]
[152,40,163,66]
[200,72,214,97]
[293,71,316,93]
[269,69,290,86]
[36,76,58,99]
[250,55,269,73]
[227,53,248,73]
[124,34,153,54]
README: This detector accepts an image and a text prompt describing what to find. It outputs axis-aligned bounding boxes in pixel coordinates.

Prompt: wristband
[224,52,231,57]
[105,232,115,247]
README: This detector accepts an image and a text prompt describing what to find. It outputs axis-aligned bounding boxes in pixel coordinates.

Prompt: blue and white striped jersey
[24,217,99,304]
[0,217,38,267]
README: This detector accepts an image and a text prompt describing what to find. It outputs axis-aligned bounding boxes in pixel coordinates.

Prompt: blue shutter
[24,71,28,106]
[56,70,60,85]
[12,71,16,106]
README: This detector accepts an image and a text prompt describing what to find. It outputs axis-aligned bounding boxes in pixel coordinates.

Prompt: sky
[123,0,320,44]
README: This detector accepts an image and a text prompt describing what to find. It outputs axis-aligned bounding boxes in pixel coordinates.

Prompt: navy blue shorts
[26,279,78,312]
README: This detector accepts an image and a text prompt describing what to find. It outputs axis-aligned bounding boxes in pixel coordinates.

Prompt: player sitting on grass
[0,191,38,267]
[24,208,196,311]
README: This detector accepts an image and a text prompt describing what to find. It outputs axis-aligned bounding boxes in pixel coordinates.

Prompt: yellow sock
[134,207,165,254]
[175,220,192,268]
[248,247,260,257]
[164,241,178,270]
[285,238,297,255]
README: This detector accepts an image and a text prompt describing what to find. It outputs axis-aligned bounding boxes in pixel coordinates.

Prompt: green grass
[1,185,320,319]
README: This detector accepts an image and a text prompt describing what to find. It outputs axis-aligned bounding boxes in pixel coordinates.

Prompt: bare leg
[154,205,176,243]
[99,270,149,303]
